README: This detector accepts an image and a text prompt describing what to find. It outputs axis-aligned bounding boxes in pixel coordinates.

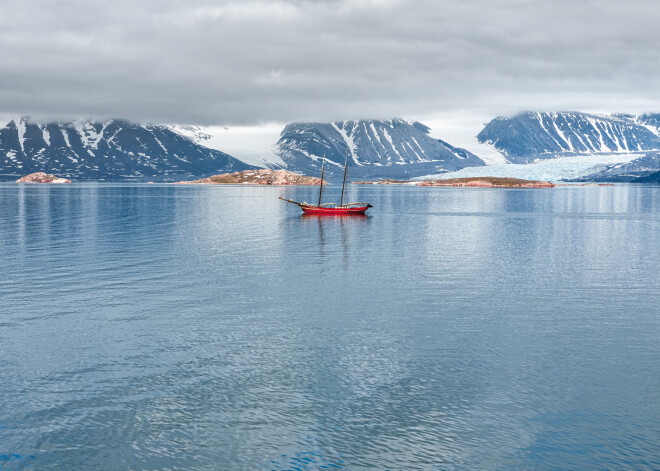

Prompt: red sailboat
[279,148,372,215]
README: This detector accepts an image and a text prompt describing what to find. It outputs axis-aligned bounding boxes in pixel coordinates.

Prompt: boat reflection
[299,212,370,268]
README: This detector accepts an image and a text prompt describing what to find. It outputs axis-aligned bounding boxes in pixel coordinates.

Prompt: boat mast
[318,153,326,206]
[340,146,349,206]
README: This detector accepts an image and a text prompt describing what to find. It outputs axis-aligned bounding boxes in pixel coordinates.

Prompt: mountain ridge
[6,112,660,182]
[272,118,486,180]
[478,111,660,163]
[0,117,255,180]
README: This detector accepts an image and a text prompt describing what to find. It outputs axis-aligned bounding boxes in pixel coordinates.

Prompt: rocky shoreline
[356,176,554,188]
[16,172,71,183]
[176,169,324,186]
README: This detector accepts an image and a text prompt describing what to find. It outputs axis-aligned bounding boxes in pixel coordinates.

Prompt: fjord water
[1,183,659,470]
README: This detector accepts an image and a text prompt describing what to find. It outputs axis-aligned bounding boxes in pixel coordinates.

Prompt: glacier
[418,153,645,182]
[572,152,660,182]
[167,124,285,168]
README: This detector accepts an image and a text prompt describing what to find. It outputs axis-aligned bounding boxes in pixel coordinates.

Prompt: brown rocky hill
[178,169,324,185]
[16,172,72,183]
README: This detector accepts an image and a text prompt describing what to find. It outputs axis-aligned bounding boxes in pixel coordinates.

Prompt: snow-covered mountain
[478,112,660,163]
[0,118,254,180]
[272,118,485,179]
[9,112,660,183]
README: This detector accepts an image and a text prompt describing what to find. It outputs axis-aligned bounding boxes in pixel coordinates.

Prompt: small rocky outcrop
[16,172,72,183]
[178,169,324,185]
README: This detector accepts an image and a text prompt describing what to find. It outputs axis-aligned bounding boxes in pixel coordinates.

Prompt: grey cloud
[1,0,660,125]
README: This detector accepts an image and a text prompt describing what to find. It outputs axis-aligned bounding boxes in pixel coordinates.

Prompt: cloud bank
[2,0,660,125]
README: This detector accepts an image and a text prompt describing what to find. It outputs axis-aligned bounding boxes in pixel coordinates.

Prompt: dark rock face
[632,170,660,183]
[273,118,485,180]
[478,112,660,163]
[0,118,255,180]
[573,152,660,182]
[637,113,660,129]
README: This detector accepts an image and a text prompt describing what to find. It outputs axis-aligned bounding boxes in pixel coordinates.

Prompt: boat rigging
[279,148,372,215]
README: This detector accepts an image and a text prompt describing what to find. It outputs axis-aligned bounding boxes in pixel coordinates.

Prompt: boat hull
[300,205,371,215]
[278,197,372,215]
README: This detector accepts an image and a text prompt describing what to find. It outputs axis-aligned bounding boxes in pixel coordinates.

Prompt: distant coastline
[3,113,660,183]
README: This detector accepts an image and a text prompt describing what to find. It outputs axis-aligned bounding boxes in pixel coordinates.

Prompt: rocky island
[177,169,324,185]
[356,176,554,188]
[16,172,72,183]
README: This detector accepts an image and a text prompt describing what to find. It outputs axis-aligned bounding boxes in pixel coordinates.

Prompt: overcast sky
[2,0,660,138]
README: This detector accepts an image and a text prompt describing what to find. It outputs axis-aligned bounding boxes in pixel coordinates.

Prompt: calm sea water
[1,183,659,470]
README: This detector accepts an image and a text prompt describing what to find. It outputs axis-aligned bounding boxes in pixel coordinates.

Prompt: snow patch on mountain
[74,121,104,150]
[331,122,361,165]
[40,124,51,147]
